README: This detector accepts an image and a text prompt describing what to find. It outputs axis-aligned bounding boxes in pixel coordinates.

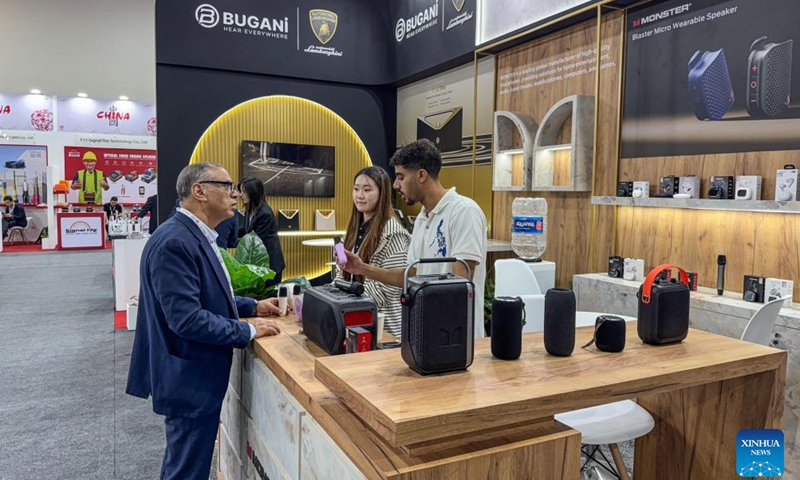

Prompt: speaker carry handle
[640,264,689,305]
[401,257,472,306]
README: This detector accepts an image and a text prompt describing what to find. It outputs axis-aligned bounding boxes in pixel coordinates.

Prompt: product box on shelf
[632,181,650,198]
[679,176,701,198]
[776,166,799,201]
[623,258,645,281]
[765,278,794,306]
[658,176,680,197]
[617,182,633,197]
[708,176,735,199]
[608,256,624,278]
[743,275,766,303]
[735,176,762,200]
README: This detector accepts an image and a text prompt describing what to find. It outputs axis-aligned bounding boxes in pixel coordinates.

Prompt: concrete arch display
[532,95,594,192]
[492,111,538,191]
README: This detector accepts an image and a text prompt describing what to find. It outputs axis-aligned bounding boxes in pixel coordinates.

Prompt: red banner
[64,147,157,206]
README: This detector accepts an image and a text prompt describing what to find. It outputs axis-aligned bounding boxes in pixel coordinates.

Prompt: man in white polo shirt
[341,139,488,339]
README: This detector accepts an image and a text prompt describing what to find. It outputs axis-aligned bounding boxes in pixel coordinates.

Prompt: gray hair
[176,163,224,201]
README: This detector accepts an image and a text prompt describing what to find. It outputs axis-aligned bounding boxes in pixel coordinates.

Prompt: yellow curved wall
[190,95,372,280]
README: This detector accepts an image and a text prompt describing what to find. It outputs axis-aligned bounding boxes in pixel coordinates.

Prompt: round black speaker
[595,315,626,352]
[544,288,576,357]
[491,296,525,360]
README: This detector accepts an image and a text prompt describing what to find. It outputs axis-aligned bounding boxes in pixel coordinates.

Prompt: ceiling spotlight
[119,95,129,101]
[30,89,42,95]
[77,92,88,98]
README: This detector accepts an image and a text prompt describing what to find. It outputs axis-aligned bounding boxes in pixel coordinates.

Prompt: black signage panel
[156,0,395,84]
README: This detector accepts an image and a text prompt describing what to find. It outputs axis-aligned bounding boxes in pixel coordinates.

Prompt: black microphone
[334,279,364,296]
[717,254,727,295]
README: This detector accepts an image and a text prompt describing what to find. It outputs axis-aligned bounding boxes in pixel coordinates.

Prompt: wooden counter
[226,313,786,480]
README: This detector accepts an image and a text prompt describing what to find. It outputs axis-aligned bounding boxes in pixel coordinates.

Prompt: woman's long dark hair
[238,177,266,216]
[343,166,397,282]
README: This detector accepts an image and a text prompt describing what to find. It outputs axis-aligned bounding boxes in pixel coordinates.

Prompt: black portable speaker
[594,315,626,352]
[544,288,576,357]
[400,258,474,375]
[747,37,793,117]
[637,264,691,345]
[301,285,376,355]
[491,297,526,360]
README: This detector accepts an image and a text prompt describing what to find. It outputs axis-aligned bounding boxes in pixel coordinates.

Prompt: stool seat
[555,400,654,445]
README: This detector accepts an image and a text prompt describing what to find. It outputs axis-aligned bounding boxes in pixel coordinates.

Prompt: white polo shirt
[407,187,488,338]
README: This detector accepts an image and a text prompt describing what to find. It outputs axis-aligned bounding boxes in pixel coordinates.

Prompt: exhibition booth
[5,0,793,477]
[147,0,800,478]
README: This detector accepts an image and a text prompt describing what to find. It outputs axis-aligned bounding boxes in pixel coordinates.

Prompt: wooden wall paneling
[494,12,624,288]
[752,213,800,298]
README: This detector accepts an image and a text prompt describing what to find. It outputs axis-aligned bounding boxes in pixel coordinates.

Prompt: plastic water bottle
[511,198,547,260]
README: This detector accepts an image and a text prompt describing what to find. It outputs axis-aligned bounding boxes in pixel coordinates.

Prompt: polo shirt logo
[428,219,447,257]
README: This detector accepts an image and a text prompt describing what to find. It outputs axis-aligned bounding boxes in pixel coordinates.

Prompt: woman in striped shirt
[339,166,411,340]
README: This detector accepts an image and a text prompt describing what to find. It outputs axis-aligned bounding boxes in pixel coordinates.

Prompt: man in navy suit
[2,195,27,239]
[126,163,283,480]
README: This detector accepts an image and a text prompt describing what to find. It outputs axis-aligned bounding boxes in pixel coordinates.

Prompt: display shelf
[492,111,538,191]
[591,196,800,214]
[278,230,346,237]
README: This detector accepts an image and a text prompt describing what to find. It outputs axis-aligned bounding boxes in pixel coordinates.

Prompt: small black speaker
[491,297,525,360]
[544,288,575,357]
[594,315,626,352]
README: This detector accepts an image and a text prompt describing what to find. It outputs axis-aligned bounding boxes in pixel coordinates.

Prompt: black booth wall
[156,65,396,222]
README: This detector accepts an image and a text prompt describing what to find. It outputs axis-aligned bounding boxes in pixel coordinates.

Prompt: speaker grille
[763,41,793,116]
[699,50,735,120]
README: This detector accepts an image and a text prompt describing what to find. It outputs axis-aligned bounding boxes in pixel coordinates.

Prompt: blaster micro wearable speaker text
[688,49,735,121]
[747,36,793,117]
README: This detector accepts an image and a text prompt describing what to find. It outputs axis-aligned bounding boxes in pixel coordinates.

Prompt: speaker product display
[776,166,799,201]
[747,37,793,117]
[678,176,700,198]
[743,275,766,303]
[617,181,633,197]
[765,278,794,306]
[544,288,576,357]
[491,296,526,360]
[658,176,680,197]
[594,315,626,353]
[687,49,735,121]
[401,258,474,375]
[608,256,624,278]
[632,181,650,198]
[735,175,762,200]
[637,264,691,345]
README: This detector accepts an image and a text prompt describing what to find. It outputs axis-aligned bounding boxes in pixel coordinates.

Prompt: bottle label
[512,216,544,234]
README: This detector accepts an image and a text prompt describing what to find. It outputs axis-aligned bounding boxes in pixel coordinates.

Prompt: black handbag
[637,264,691,345]
[278,209,300,231]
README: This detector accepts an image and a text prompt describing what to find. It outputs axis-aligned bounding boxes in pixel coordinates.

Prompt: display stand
[56,211,105,250]
[112,237,148,311]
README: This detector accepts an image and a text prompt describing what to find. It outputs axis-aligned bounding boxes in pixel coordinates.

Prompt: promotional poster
[0,145,48,205]
[622,0,800,158]
[64,147,157,205]
[0,93,54,132]
[58,98,157,136]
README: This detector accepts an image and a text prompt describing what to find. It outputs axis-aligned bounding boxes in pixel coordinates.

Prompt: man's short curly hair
[389,139,441,179]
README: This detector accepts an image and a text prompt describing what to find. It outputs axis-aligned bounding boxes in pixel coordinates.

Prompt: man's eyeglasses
[198,180,236,193]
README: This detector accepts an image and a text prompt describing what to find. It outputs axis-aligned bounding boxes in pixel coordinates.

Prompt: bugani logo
[309,9,337,45]
[395,3,439,43]
[195,4,219,28]
[193,3,289,40]
[736,429,784,477]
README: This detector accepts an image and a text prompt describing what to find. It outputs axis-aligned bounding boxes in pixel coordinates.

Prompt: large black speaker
[544,288,576,357]
[401,258,475,375]
[491,297,525,360]
[637,264,690,345]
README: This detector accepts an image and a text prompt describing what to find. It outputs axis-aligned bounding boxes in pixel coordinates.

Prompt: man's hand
[101,180,110,189]
[71,181,82,190]
[341,250,365,276]
[256,298,281,317]
[252,318,281,338]
[2,213,10,219]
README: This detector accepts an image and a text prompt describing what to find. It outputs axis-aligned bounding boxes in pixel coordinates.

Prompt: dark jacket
[214,211,242,249]
[4,204,27,228]
[137,195,158,234]
[126,213,256,418]
[103,203,122,219]
[241,203,285,275]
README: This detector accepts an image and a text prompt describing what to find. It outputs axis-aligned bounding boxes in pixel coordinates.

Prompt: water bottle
[511,198,547,260]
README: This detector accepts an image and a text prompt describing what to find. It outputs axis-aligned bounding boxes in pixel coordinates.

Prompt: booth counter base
[221,313,785,480]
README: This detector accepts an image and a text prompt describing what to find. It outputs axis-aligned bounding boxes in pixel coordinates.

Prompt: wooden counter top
[250,314,579,480]
[314,325,786,448]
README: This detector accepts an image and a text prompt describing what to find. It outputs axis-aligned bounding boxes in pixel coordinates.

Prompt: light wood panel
[494,13,624,288]
[635,363,786,479]
[314,325,785,448]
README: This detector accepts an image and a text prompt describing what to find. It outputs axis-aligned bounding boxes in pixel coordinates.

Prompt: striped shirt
[339,217,410,339]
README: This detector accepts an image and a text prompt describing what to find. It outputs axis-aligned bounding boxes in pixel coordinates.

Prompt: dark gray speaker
[544,288,576,357]
[595,315,626,352]
[491,297,525,360]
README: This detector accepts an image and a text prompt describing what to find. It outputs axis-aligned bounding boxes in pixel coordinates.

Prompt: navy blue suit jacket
[4,204,27,227]
[126,213,256,418]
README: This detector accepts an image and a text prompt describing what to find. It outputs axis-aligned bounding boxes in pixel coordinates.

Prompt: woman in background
[239,177,285,287]
[340,166,410,339]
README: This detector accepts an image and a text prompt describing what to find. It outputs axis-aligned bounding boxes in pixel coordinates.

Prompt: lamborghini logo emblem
[452,0,466,12]
[309,9,338,45]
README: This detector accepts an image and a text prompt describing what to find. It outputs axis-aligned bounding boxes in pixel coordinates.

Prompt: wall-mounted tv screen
[240,140,335,197]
